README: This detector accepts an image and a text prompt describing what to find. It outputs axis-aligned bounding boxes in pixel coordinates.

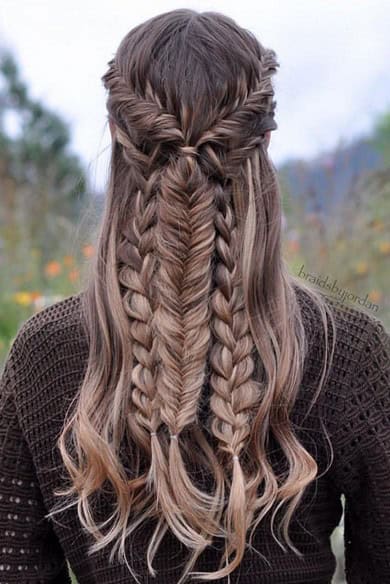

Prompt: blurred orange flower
[319,244,328,258]
[82,244,95,258]
[68,269,80,283]
[368,290,382,304]
[63,254,75,267]
[378,241,390,255]
[45,261,62,277]
[30,291,43,301]
[287,239,300,254]
[369,219,385,232]
[355,261,368,276]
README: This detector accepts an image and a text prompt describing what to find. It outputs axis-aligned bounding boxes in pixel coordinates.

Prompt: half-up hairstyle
[50,9,337,583]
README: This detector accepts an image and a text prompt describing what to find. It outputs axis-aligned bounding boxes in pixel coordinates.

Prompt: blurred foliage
[282,168,390,329]
[372,111,390,165]
[0,48,95,356]
[0,49,88,268]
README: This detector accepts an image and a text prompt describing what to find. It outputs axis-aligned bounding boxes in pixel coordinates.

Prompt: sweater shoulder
[14,291,85,345]
[294,282,387,355]
[293,283,388,410]
[4,291,88,406]
[291,284,389,457]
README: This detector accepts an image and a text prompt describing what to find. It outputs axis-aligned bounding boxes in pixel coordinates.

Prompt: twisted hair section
[50,10,337,584]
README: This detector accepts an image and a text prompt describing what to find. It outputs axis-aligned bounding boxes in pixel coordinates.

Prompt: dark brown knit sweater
[0,288,389,584]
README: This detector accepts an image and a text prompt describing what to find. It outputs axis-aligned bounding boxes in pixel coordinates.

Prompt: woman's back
[1,8,390,584]
[0,288,389,582]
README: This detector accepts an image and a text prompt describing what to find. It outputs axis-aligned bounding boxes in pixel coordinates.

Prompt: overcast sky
[1,0,389,192]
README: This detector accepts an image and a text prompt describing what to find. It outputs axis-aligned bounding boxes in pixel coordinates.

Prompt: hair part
[48,9,337,583]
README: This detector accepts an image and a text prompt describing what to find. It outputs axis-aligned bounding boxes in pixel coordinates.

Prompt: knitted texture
[0,288,389,584]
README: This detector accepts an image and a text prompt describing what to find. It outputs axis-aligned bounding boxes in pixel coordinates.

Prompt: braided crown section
[102,52,277,183]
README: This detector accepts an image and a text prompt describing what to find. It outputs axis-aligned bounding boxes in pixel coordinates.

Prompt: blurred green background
[0,49,389,584]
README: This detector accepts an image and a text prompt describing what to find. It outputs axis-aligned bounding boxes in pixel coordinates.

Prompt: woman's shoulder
[1,291,88,419]
[293,282,389,429]
[294,281,389,357]
[294,284,390,495]
[10,290,85,346]
[6,291,86,363]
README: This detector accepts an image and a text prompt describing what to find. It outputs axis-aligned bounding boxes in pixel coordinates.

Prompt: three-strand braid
[116,176,161,447]
[208,183,267,572]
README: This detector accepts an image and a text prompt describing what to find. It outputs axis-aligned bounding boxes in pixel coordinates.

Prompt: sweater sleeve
[0,333,71,583]
[331,316,390,583]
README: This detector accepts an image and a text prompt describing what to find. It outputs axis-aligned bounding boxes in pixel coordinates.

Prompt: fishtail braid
[153,145,226,544]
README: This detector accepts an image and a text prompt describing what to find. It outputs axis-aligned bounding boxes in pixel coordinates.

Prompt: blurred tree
[372,110,390,166]
[0,49,88,265]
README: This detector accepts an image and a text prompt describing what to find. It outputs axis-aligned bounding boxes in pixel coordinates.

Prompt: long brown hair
[50,9,336,583]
